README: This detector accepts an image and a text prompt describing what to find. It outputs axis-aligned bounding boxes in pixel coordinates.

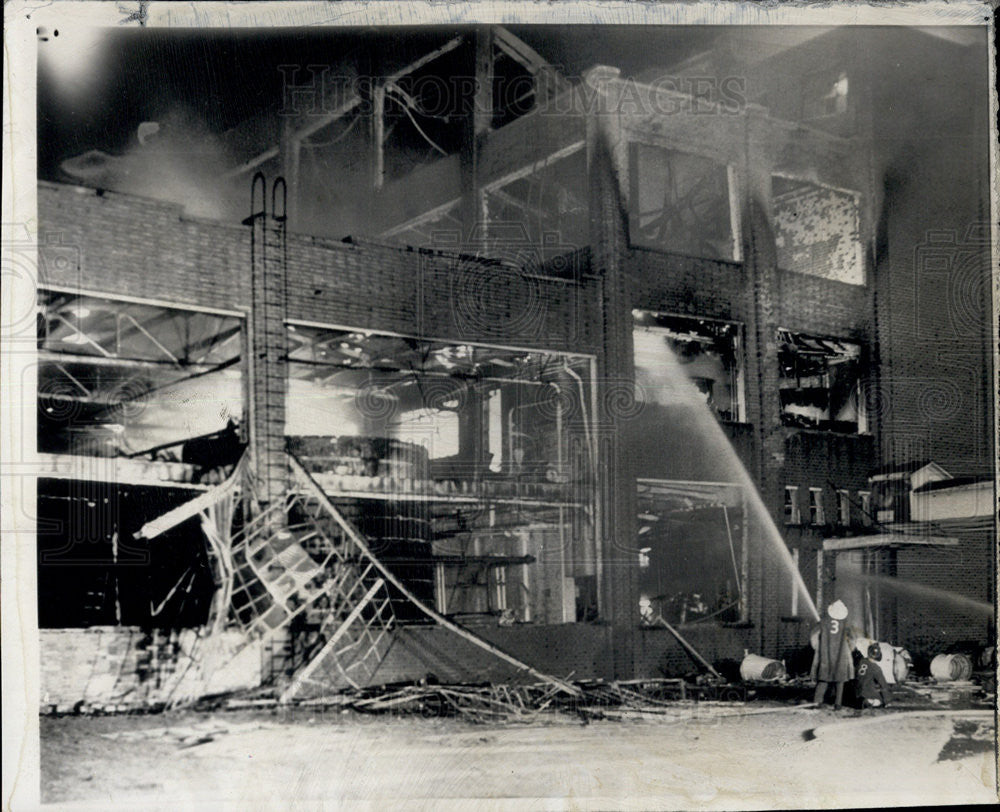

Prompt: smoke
[60,107,244,222]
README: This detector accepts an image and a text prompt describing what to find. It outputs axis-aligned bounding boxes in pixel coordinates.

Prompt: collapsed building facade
[35,26,994,707]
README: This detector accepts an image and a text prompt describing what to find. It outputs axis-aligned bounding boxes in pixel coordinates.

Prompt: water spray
[633,328,821,622]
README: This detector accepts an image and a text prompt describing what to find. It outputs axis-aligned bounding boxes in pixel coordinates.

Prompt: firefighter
[811,599,854,709]
[854,643,891,709]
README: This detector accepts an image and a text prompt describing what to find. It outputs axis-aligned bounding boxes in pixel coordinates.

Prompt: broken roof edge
[37,180,250,235]
[581,63,860,155]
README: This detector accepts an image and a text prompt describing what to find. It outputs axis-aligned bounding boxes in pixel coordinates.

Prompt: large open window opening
[634,312,745,425]
[637,480,747,626]
[36,290,246,630]
[285,323,597,624]
[37,289,245,482]
[778,328,864,433]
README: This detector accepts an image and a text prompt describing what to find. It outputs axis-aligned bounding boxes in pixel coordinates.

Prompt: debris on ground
[211,676,803,724]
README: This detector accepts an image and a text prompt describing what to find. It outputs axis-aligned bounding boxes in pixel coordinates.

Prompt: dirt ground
[38,702,997,810]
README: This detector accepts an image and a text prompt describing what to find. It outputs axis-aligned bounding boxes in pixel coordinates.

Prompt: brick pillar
[587,100,639,679]
[249,177,289,513]
[740,116,785,655]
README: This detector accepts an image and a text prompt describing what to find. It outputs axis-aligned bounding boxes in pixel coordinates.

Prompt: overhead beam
[39,350,218,372]
[373,83,386,190]
[492,26,571,97]
[481,140,585,193]
[822,535,960,551]
[474,27,494,137]
[379,197,461,238]
[485,186,549,221]
[386,34,465,84]
[225,147,280,179]
[187,324,243,363]
[35,453,207,490]
[134,456,246,540]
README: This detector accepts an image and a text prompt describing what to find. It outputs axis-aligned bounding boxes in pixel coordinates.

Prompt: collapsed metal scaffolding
[136,450,579,706]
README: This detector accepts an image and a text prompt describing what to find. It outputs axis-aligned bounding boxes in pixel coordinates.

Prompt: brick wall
[38,182,601,356]
[781,431,875,525]
[38,183,249,313]
[623,236,872,665]
[892,522,994,658]
[37,176,879,680]
[39,627,263,711]
[776,269,869,338]
[627,248,743,321]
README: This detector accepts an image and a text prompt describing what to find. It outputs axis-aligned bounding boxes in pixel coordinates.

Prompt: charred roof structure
[34,26,994,710]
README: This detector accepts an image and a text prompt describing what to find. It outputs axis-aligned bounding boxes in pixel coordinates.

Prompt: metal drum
[930,652,973,682]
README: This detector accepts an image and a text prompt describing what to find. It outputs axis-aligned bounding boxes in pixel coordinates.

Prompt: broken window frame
[627,139,742,263]
[778,327,865,434]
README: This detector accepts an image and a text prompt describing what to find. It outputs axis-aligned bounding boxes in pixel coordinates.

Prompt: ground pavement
[39,702,997,809]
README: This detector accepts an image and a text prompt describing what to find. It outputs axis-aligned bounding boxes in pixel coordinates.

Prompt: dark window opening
[637,485,745,626]
[37,478,216,629]
[778,329,863,433]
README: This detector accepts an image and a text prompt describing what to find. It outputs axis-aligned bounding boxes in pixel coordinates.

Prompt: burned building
[33,25,994,708]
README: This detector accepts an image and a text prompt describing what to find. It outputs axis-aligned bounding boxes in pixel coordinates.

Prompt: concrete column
[586,97,640,679]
